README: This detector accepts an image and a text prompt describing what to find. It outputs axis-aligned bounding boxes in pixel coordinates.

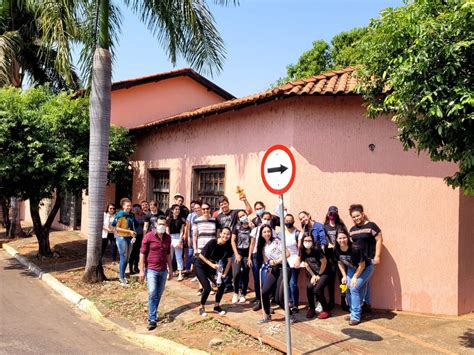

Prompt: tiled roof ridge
[111,67,235,100]
[131,66,358,132]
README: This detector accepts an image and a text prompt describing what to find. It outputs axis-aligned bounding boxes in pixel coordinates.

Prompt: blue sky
[110,0,403,97]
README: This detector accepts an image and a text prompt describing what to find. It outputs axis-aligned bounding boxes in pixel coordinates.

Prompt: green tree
[55,0,237,282]
[0,86,134,256]
[275,27,367,85]
[356,0,473,193]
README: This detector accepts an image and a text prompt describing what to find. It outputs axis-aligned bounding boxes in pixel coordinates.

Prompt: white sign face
[261,145,296,195]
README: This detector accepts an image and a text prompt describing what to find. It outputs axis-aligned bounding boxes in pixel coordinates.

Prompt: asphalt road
[0,250,153,355]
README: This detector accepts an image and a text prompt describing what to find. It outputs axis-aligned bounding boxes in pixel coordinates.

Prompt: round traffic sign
[261,144,296,195]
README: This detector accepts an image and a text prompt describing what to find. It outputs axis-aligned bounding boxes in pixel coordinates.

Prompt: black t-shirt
[201,238,232,264]
[349,222,381,259]
[232,223,252,250]
[216,209,241,230]
[302,248,327,275]
[168,216,186,234]
[144,211,165,231]
[324,224,337,246]
[335,245,371,269]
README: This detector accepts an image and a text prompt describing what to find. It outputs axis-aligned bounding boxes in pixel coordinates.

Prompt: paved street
[0,250,153,355]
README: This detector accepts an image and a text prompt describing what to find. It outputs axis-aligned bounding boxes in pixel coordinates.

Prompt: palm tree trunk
[83,47,111,283]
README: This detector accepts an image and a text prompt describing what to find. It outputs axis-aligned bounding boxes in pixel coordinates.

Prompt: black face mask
[285,222,294,228]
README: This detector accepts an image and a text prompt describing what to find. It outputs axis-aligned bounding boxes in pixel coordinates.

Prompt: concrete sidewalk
[3,231,474,354]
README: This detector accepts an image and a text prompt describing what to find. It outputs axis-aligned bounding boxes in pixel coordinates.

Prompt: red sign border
[261,144,296,195]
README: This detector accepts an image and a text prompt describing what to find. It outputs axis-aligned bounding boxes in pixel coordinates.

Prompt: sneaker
[197,288,203,296]
[191,276,198,282]
[291,306,299,314]
[252,300,262,311]
[232,293,239,304]
[213,306,226,315]
[199,308,207,317]
[349,320,360,326]
[119,278,129,286]
[306,308,316,319]
[238,295,246,303]
[257,314,271,324]
[315,302,323,313]
[318,311,330,319]
[147,321,157,331]
[177,274,184,281]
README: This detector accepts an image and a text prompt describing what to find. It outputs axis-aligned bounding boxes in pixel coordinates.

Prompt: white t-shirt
[279,229,302,268]
[264,239,283,261]
[102,213,114,239]
[250,226,277,254]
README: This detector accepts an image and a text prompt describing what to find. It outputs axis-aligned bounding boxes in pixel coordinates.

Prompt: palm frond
[0,31,22,87]
[35,0,83,87]
[125,0,229,76]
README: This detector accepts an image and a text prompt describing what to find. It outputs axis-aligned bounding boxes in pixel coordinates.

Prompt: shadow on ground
[459,328,474,348]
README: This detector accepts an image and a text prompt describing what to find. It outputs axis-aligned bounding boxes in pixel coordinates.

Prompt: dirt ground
[5,233,280,354]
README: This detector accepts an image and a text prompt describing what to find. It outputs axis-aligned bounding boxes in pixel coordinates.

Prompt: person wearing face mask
[195,227,234,317]
[298,211,327,251]
[249,211,276,311]
[251,201,280,228]
[231,210,253,304]
[280,214,302,313]
[139,216,172,331]
[297,234,332,319]
[323,206,348,311]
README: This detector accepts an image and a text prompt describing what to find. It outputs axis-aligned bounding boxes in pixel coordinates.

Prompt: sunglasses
[109,207,115,210]
[202,208,210,211]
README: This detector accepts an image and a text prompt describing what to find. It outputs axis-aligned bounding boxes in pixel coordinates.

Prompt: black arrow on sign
[267,164,288,174]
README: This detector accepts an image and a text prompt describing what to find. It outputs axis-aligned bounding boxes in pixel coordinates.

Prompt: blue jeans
[251,253,262,301]
[289,267,300,307]
[364,264,375,305]
[146,269,168,322]
[185,247,194,271]
[346,264,374,322]
[116,236,131,279]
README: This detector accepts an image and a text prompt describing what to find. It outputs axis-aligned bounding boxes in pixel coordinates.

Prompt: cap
[328,206,338,213]
[174,193,184,199]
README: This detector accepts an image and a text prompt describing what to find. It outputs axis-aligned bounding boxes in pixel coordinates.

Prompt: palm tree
[79,0,237,282]
[0,0,81,238]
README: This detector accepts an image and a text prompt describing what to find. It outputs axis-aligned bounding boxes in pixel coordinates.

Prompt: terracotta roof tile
[131,66,358,132]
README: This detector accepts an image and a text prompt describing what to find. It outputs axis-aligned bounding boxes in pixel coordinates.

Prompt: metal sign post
[261,144,296,355]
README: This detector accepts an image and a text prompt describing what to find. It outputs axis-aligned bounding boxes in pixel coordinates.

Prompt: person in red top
[139,216,172,331]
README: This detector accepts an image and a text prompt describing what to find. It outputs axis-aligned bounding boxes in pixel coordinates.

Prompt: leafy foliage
[0,86,134,203]
[356,0,474,193]
[275,27,367,85]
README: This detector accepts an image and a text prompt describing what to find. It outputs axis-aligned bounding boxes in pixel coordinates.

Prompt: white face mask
[261,219,270,225]
[303,242,313,249]
[156,225,166,234]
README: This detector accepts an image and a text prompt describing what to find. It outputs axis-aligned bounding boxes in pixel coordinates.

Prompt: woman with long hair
[349,204,383,313]
[256,225,292,324]
[323,206,348,310]
[195,227,233,317]
[101,203,117,261]
[297,233,331,319]
[167,204,186,281]
[335,228,374,325]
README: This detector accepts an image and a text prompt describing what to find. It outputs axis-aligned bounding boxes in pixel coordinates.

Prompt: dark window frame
[148,169,170,213]
[192,165,226,213]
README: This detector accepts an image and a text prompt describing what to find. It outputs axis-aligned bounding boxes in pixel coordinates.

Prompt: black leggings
[129,234,143,271]
[325,248,337,306]
[101,233,117,260]
[306,273,330,311]
[194,260,225,306]
[232,251,250,295]
[261,266,285,315]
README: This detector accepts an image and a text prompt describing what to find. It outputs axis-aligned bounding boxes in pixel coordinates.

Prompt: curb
[2,243,207,355]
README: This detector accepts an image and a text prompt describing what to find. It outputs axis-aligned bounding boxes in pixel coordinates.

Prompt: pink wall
[111,76,228,128]
[130,95,470,315]
[457,190,474,314]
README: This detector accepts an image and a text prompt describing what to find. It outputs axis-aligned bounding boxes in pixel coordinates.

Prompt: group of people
[103,193,383,331]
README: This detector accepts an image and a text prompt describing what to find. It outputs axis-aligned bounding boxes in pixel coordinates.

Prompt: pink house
[128,67,474,316]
